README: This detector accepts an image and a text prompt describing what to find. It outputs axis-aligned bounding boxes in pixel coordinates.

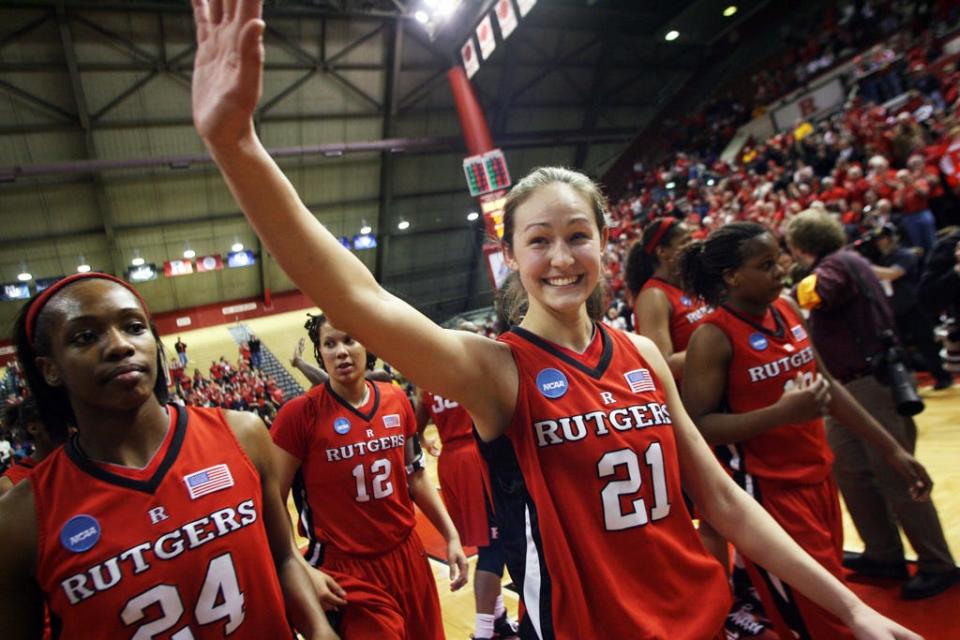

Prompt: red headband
[643,218,679,255]
[25,272,150,345]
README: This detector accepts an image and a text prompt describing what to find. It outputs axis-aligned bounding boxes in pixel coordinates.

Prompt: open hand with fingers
[192,0,265,148]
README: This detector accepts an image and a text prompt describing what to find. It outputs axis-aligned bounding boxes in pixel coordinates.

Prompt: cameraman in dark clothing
[867,225,953,390]
[920,228,960,313]
[786,209,958,600]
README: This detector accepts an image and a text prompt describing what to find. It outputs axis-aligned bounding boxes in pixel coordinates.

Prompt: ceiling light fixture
[231,241,244,253]
[467,212,480,221]
[665,30,680,41]
[17,271,32,282]
[397,220,410,231]
[723,5,738,17]
[76,263,91,273]
[360,224,372,235]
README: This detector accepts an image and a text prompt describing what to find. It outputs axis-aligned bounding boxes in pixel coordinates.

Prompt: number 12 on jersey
[597,443,671,531]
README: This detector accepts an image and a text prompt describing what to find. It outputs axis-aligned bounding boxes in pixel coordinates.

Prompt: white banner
[495,0,518,39]
[222,302,257,316]
[461,38,480,78]
[476,15,496,60]
[516,0,537,17]
[771,78,846,132]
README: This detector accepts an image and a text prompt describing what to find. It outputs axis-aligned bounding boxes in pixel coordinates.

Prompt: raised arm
[627,334,922,640]
[291,338,328,387]
[681,323,830,444]
[190,0,516,438]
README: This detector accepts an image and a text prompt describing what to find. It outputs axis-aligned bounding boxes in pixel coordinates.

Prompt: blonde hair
[785,208,847,257]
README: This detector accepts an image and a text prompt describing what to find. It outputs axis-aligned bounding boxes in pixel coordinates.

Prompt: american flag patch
[624,368,656,393]
[791,325,807,341]
[183,464,234,500]
[383,414,401,429]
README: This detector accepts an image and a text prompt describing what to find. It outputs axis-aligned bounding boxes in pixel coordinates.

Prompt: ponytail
[679,222,769,307]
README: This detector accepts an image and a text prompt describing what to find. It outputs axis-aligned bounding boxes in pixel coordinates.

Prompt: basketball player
[191,2,922,637]
[626,218,772,639]
[0,398,56,497]
[0,273,342,639]
[680,223,932,639]
[271,313,468,640]
[416,383,519,640]
[625,217,711,379]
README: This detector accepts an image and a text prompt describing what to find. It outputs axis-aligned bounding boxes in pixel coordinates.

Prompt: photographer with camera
[865,224,954,390]
[786,209,958,600]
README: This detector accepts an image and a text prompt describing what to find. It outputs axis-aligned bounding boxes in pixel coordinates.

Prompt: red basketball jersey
[32,405,291,639]
[497,324,729,640]
[704,298,833,485]
[2,456,37,486]
[423,391,474,444]
[272,381,417,558]
[639,277,712,351]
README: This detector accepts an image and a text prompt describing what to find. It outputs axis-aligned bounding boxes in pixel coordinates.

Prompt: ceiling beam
[374,18,402,281]
[55,1,124,276]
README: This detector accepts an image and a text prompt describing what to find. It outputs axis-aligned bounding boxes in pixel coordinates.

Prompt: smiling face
[725,232,786,306]
[504,182,608,317]
[318,321,367,387]
[36,279,160,415]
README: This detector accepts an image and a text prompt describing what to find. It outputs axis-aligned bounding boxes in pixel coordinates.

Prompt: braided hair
[304,313,378,370]
[679,222,769,307]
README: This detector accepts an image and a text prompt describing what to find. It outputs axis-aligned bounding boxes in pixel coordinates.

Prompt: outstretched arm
[629,333,922,640]
[291,338,328,387]
[405,436,468,591]
[190,0,516,439]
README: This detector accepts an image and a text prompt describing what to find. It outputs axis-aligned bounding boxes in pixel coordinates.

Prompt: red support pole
[447,66,494,156]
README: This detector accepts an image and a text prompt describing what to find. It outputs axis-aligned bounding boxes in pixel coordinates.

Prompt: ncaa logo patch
[536,368,569,399]
[61,514,100,553]
[333,417,351,435]
[680,295,692,306]
[748,332,768,351]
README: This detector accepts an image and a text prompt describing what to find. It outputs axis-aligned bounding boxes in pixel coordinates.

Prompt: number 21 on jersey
[597,443,671,531]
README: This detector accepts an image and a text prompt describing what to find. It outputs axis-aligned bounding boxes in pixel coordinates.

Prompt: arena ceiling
[0,0,783,334]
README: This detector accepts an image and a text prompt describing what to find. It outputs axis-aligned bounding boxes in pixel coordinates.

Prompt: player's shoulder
[221,409,271,471]
[0,478,37,570]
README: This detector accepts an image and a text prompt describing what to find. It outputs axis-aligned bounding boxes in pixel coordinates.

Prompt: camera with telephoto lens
[868,330,924,416]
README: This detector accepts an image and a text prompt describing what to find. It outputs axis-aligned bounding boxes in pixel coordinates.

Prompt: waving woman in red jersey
[0,273,341,640]
[191,2,924,638]
[680,222,931,640]
[271,313,468,640]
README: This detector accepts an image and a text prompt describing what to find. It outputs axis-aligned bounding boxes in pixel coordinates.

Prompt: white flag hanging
[516,0,537,17]
[495,0,519,39]
[461,38,480,78]
[476,15,496,60]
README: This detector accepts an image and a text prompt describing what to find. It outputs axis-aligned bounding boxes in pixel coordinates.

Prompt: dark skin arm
[633,287,685,378]
[413,390,441,457]
[292,338,394,387]
[682,321,831,444]
[0,481,43,639]
[225,410,340,640]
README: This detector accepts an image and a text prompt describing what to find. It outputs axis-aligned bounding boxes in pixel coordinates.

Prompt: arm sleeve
[270,395,311,460]
[810,259,856,310]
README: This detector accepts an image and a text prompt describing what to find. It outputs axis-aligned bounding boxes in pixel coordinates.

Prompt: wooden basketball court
[159,309,960,638]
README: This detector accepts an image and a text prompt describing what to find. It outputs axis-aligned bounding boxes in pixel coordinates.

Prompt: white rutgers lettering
[325,434,405,462]
[533,403,672,447]
[60,499,258,606]
[747,346,815,382]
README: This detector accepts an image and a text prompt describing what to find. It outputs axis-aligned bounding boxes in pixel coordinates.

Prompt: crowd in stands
[660,0,959,160]
[599,9,960,386]
[167,350,286,425]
